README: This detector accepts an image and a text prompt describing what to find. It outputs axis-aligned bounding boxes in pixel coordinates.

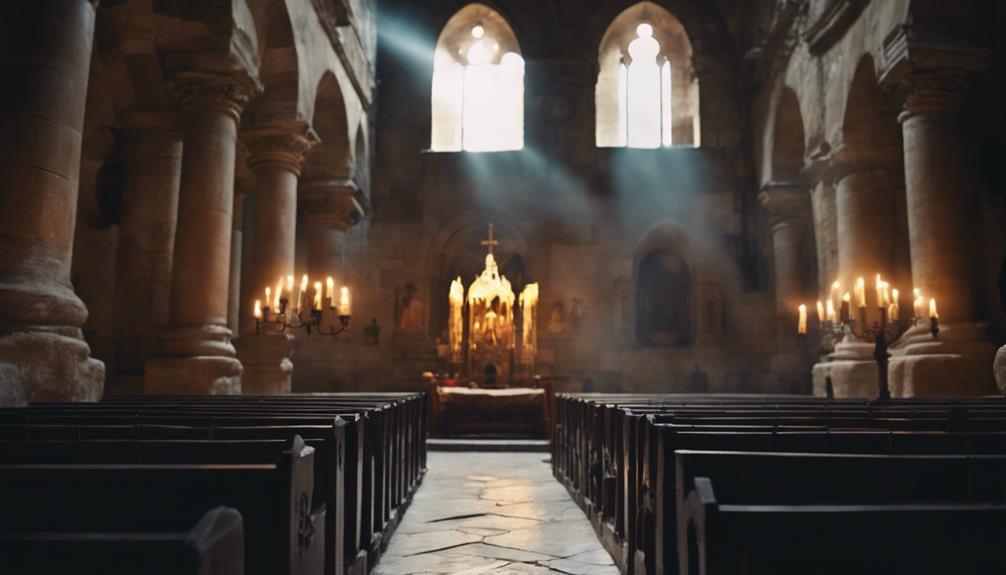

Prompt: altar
[427,224,552,438]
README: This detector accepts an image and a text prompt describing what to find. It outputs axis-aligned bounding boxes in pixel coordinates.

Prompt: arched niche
[841,55,902,150]
[636,249,693,347]
[771,87,806,182]
[596,1,700,148]
[303,71,352,182]
[431,3,524,152]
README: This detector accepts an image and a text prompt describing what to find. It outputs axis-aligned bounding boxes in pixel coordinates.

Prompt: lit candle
[816,301,825,323]
[826,299,837,323]
[326,276,335,302]
[798,304,807,335]
[313,281,322,310]
[254,299,262,319]
[875,274,884,308]
[888,302,899,321]
[274,279,284,309]
[338,286,352,316]
[841,292,851,323]
[265,287,271,309]
[929,298,939,319]
[854,277,866,309]
[890,288,900,320]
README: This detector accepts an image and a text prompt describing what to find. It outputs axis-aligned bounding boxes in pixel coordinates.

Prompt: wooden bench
[679,451,1006,575]
[0,506,244,575]
[0,436,321,575]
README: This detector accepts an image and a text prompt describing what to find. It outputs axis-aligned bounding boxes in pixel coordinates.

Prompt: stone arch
[840,55,902,150]
[596,1,700,147]
[303,71,352,182]
[769,86,807,182]
[352,122,369,198]
[242,0,312,125]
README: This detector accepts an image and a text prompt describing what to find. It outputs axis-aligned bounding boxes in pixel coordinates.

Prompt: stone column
[235,125,316,395]
[814,146,902,397]
[111,114,182,394]
[809,180,839,297]
[144,72,260,394]
[0,1,105,404]
[759,182,813,391]
[228,184,249,335]
[885,69,996,396]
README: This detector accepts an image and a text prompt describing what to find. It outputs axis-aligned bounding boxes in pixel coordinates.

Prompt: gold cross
[481,223,498,254]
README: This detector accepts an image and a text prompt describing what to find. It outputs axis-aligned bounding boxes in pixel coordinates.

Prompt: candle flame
[254,299,262,319]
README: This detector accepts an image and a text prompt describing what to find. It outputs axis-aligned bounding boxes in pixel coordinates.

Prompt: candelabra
[798,276,941,400]
[254,275,352,338]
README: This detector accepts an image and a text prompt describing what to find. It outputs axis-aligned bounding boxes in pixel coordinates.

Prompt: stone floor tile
[374,452,614,574]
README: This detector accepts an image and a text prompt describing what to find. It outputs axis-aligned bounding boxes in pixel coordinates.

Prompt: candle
[313,281,322,310]
[882,282,890,307]
[326,276,335,301]
[338,286,352,316]
[875,274,884,308]
[841,292,851,323]
[798,304,807,335]
[816,301,825,323]
[826,299,836,323]
[854,277,866,308]
[274,279,284,309]
[254,299,262,319]
[265,287,271,309]
[913,289,925,319]
[929,298,939,319]
[888,302,899,321]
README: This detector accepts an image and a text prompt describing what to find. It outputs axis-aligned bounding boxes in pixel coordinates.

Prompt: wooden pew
[4,392,428,575]
[0,436,322,575]
[678,451,1006,575]
[0,506,244,575]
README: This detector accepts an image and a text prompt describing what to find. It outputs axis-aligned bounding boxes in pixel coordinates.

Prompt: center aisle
[376,452,619,575]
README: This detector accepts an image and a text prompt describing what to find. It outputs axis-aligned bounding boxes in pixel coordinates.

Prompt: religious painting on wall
[636,249,693,347]
[396,282,426,332]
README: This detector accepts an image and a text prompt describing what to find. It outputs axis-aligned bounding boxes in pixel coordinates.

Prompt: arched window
[431,4,524,152]
[596,2,700,148]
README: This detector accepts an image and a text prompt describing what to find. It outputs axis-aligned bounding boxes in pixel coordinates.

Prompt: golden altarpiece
[447,225,538,386]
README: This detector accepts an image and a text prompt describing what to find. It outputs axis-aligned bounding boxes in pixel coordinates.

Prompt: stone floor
[375,452,620,575]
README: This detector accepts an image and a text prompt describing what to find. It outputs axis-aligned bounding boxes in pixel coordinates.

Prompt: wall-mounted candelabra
[798,275,940,400]
[254,275,352,337]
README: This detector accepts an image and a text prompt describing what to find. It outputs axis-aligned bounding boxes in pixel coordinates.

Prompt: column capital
[878,24,991,120]
[300,179,364,230]
[758,181,810,230]
[242,123,319,177]
[173,71,263,123]
[808,143,901,185]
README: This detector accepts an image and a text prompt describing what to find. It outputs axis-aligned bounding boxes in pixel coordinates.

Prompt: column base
[145,324,242,395]
[235,334,293,395]
[995,345,1006,396]
[0,330,105,405]
[812,359,879,398]
[145,355,242,395]
[888,322,997,398]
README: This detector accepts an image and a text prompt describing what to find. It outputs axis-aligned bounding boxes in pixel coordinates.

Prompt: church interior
[2,0,1006,574]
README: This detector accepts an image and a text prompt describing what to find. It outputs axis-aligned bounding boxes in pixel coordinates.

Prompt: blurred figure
[688,364,710,393]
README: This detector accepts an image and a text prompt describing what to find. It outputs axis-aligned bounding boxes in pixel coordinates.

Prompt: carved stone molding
[758,180,811,228]
[894,69,969,122]
[173,71,264,123]
[805,143,902,185]
[300,179,364,229]
[803,0,870,55]
[243,125,319,176]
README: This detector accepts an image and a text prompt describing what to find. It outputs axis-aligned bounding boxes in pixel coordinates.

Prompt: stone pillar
[885,68,997,396]
[809,180,839,297]
[759,182,813,391]
[814,147,902,397]
[144,72,260,395]
[235,126,315,395]
[0,1,105,404]
[111,114,182,394]
[228,184,249,335]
